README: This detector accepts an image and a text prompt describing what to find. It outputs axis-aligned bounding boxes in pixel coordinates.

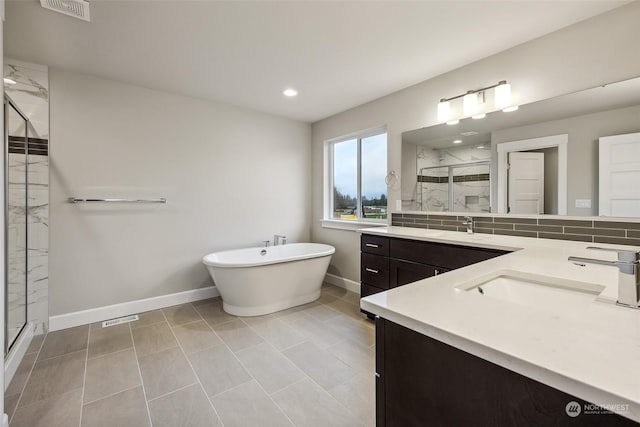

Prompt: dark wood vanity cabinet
[360,233,507,315]
[375,318,637,427]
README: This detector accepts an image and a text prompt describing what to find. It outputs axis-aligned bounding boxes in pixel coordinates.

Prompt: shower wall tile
[5,58,50,335]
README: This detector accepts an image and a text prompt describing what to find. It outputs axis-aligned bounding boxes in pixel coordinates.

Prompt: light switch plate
[575,199,591,208]
[396,199,402,211]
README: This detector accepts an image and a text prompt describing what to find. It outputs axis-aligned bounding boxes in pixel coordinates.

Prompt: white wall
[311,2,640,283]
[49,69,311,316]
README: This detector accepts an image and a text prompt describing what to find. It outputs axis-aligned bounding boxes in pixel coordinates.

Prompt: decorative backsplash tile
[391,213,640,246]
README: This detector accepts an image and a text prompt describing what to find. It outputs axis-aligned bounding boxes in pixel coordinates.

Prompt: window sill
[320,219,388,231]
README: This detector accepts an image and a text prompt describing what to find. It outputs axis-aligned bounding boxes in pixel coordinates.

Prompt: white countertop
[359,226,640,422]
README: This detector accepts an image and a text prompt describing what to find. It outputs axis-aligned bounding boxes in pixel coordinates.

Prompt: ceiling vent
[40,0,90,22]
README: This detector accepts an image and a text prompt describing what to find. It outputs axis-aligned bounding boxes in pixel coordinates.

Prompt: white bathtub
[202,243,335,316]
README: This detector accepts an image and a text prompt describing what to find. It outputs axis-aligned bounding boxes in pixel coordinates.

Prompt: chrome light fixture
[437,80,518,124]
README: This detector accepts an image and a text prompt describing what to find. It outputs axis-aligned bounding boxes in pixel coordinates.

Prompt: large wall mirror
[402,76,640,217]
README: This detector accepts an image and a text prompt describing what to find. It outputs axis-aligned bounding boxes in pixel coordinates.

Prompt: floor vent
[40,0,91,22]
[102,314,139,328]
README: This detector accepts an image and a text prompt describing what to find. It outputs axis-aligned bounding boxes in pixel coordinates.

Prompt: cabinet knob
[365,268,380,274]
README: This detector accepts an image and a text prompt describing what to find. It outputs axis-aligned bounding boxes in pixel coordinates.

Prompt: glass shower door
[5,97,28,354]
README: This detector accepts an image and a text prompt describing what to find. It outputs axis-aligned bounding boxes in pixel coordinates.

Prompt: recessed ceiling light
[446,120,459,125]
[283,88,298,97]
[472,113,486,119]
[453,139,462,144]
[3,78,16,85]
[503,105,519,112]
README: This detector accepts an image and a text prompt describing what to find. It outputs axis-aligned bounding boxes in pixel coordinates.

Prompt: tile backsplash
[391,213,640,246]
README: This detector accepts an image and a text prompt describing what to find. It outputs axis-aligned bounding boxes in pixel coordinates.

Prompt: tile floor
[4,283,375,426]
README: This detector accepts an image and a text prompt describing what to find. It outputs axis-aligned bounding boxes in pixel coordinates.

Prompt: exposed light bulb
[494,82,511,109]
[283,88,298,97]
[503,105,519,112]
[3,78,16,85]
[437,100,451,122]
[472,113,486,119]
[446,120,459,125]
[463,92,478,116]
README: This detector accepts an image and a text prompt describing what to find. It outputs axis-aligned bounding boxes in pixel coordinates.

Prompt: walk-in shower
[417,161,491,213]
[4,95,29,354]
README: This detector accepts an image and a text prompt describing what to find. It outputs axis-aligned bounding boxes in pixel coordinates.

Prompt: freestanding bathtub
[202,243,335,316]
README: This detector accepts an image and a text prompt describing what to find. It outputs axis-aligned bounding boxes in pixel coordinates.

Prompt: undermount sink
[456,270,605,311]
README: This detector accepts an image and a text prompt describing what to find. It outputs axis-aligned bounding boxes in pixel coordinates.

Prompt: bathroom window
[325,127,387,223]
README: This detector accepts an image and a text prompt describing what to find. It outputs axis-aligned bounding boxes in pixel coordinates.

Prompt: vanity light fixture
[437,80,518,123]
[3,78,16,85]
[283,88,298,97]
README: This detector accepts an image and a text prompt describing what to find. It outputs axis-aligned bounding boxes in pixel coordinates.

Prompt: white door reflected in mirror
[599,132,640,217]
[508,152,544,214]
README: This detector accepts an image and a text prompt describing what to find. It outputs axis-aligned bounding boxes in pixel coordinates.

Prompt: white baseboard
[5,323,34,390]
[49,286,219,332]
[324,273,360,294]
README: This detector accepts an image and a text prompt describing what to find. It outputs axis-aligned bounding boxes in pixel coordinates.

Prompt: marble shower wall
[4,59,49,335]
[417,144,491,212]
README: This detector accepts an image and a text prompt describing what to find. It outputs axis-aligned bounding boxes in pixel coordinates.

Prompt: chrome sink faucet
[462,216,474,234]
[274,234,287,246]
[569,247,640,308]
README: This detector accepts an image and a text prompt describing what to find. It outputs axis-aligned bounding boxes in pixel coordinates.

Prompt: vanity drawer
[361,253,390,289]
[390,238,506,270]
[361,234,389,256]
[361,283,385,298]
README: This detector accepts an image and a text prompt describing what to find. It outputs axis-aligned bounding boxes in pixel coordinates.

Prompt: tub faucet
[262,240,271,247]
[274,235,287,246]
[462,216,474,234]
[568,247,640,308]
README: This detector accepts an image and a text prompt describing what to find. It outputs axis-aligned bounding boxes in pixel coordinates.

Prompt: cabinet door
[390,259,436,288]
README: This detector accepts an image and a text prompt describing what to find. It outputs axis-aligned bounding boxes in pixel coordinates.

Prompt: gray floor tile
[283,342,356,390]
[325,315,375,349]
[131,322,177,357]
[130,310,166,330]
[236,342,305,394]
[211,380,291,427]
[298,302,342,322]
[194,300,235,326]
[328,372,376,427]
[188,345,251,397]
[138,346,197,400]
[339,290,361,306]
[84,348,141,403]
[162,304,202,326]
[6,351,37,396]
[272,378,362,427]
[211,319,263,352]
[172,320,223,354]
[11,388,82,427]
[323,298,368,321]
[5,393,20,421]
[243,316,305,351]
[148,383,221,427]
[25,334,45,354]
[37,325,88,361]
[191,297,220,307]
[81,386,150,427]
[288,314,346,349]
[326,339,375,374]
[87,323,133,359]
[20,350,86,407]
